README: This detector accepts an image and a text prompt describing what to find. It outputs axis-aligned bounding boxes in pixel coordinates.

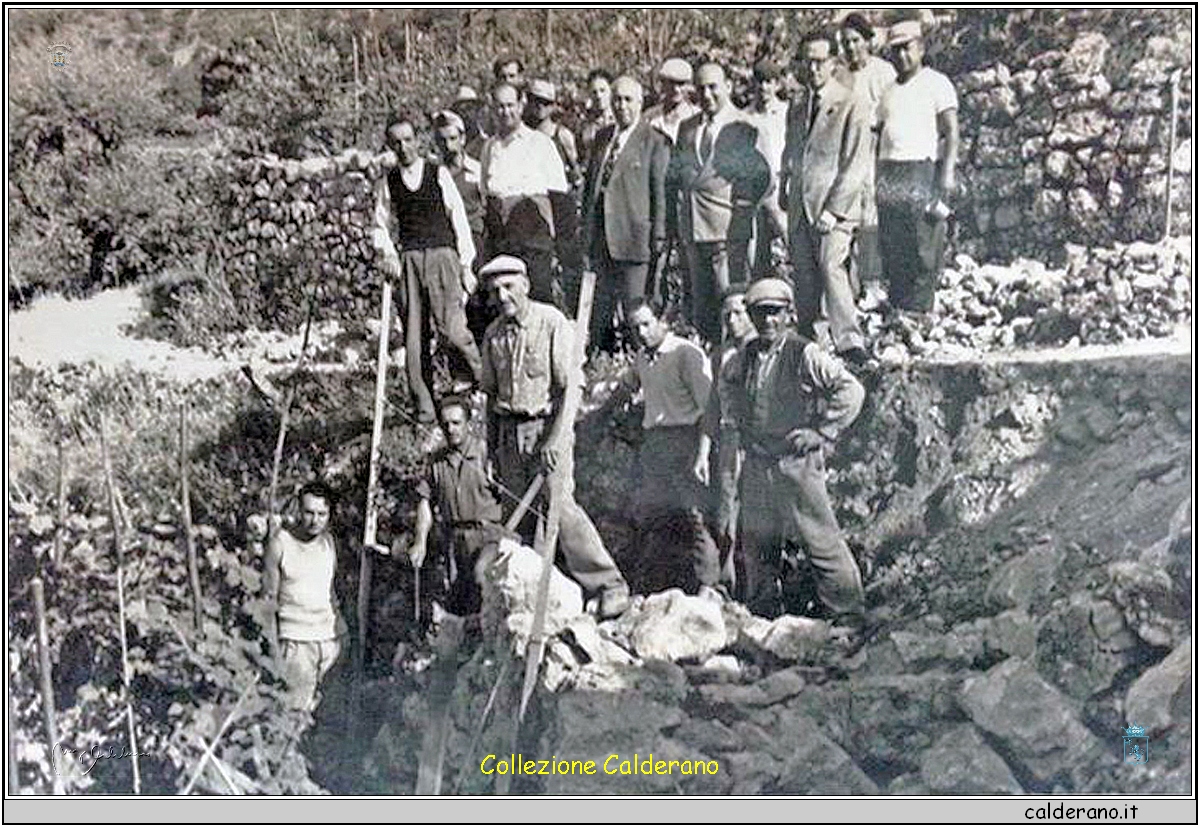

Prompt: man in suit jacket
[781,35,872,364]
[668,62,771,344]
[583,76,670,353]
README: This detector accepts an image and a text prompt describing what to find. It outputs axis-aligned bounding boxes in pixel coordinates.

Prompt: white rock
[628,589,729,662]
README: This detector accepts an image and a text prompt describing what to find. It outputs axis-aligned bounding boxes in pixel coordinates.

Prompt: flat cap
[658,57,693,84]
[745,278,794,307]
[455,84,479,102]
[888,20,923,47]
[479,255,528,280]
[528,79,557,103]
[433,110,465,133]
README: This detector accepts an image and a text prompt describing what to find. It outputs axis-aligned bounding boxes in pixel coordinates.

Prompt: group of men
[265,15,961,711]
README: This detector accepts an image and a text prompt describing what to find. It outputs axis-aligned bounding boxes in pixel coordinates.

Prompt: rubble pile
[358,348,1190,796]
[957,30,1192,260]
[868,237,1192,365]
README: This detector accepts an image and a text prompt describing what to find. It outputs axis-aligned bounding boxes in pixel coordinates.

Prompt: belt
[450,520,493,530]
[493,408,552,421]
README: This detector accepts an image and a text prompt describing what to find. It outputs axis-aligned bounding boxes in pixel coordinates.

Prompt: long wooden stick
[517,270,596,724]
[53,426,66,564]
[8,684,22,792]
[100,414,140,794]
[267,285,320,516]
[358,279,393,675]
[30,578,65,795]
[179,403,203,633]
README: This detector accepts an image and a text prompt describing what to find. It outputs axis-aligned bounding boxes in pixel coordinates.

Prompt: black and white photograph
[5,6,1194,819]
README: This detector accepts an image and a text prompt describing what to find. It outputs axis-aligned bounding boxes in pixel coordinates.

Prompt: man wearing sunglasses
[725,278,865,624]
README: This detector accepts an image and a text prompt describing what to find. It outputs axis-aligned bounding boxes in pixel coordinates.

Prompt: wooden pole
[516,270,597,724]
[53,426,66,565]
[100,415,141,794]
[1164,68,1183,241]
[358,279,392,675]
[9,684,22,792]
[267,284,318,516]
[30,578,65,795]
[179,403,204,633]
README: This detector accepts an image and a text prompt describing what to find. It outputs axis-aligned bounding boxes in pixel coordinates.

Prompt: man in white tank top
[262,481,347,712]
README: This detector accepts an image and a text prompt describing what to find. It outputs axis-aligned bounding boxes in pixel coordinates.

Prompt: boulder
[1125,638,1191,735]
[697,667,805,708]
[920,724,1025,794]
[758,705,879,795]
[960,658,1102,785]
[736,614,832,662]
[1035,591,1136,700]
[627,589,729,662]
[479,538,584,652]
[1107,517,1191,648]
[984,609,1038,659]
[985,543,1063,611]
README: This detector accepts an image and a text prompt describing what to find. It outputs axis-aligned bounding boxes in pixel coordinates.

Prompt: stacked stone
[220,149,394,330]
[870,238,1191,360]
[957,31,1192,261]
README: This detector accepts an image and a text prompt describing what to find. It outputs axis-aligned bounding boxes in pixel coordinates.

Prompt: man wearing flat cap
[645,58,700,147]
[526,79,583,193]
[478,255,632,619]
[876,19,959,315]
[723,278,865,622]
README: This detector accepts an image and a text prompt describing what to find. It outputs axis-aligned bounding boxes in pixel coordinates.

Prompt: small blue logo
[48,43,72,69]
[1123,724,1148,764]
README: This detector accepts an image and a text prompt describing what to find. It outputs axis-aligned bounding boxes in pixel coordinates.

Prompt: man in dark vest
[374,117,482,423]
[725,278,865,622]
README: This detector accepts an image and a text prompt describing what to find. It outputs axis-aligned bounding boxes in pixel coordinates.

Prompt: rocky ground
[8,238,1193,797]
[351,348,1191,797]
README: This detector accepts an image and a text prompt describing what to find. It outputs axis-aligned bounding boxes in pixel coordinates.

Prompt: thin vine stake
[53,424,66,564]
[179,402,204,633]
[100,414,141,794]
[30,578,65,795]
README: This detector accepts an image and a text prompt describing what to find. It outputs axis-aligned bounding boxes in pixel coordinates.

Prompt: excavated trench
[308,348,1190,796]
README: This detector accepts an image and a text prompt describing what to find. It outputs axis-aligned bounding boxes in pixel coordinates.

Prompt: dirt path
[8,287,1192,381]
[8,287,239,381]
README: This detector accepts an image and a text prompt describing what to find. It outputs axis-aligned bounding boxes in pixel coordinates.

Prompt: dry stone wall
[956,31,1192,261]
[219,149,391,330]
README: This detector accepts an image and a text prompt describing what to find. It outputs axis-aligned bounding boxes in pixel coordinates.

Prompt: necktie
[807,92,821,134]
[699,119,714,163]
[600,132,623,191]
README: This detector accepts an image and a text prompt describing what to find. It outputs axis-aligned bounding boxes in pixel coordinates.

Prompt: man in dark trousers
[781,34,872,365]
[374,117,482,423]
[725,278,865,623]
[619,296,721,594]
[876,19,959,315]
[582,75,670,353]
[406,395,507,616]
[668,63,771,343]
[478,255,632,619]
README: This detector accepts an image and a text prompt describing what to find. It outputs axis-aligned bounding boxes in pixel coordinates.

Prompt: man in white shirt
[374,117,482,423]
[480,83,570,306]
[262,481,347,712]
[876,19,959,314]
